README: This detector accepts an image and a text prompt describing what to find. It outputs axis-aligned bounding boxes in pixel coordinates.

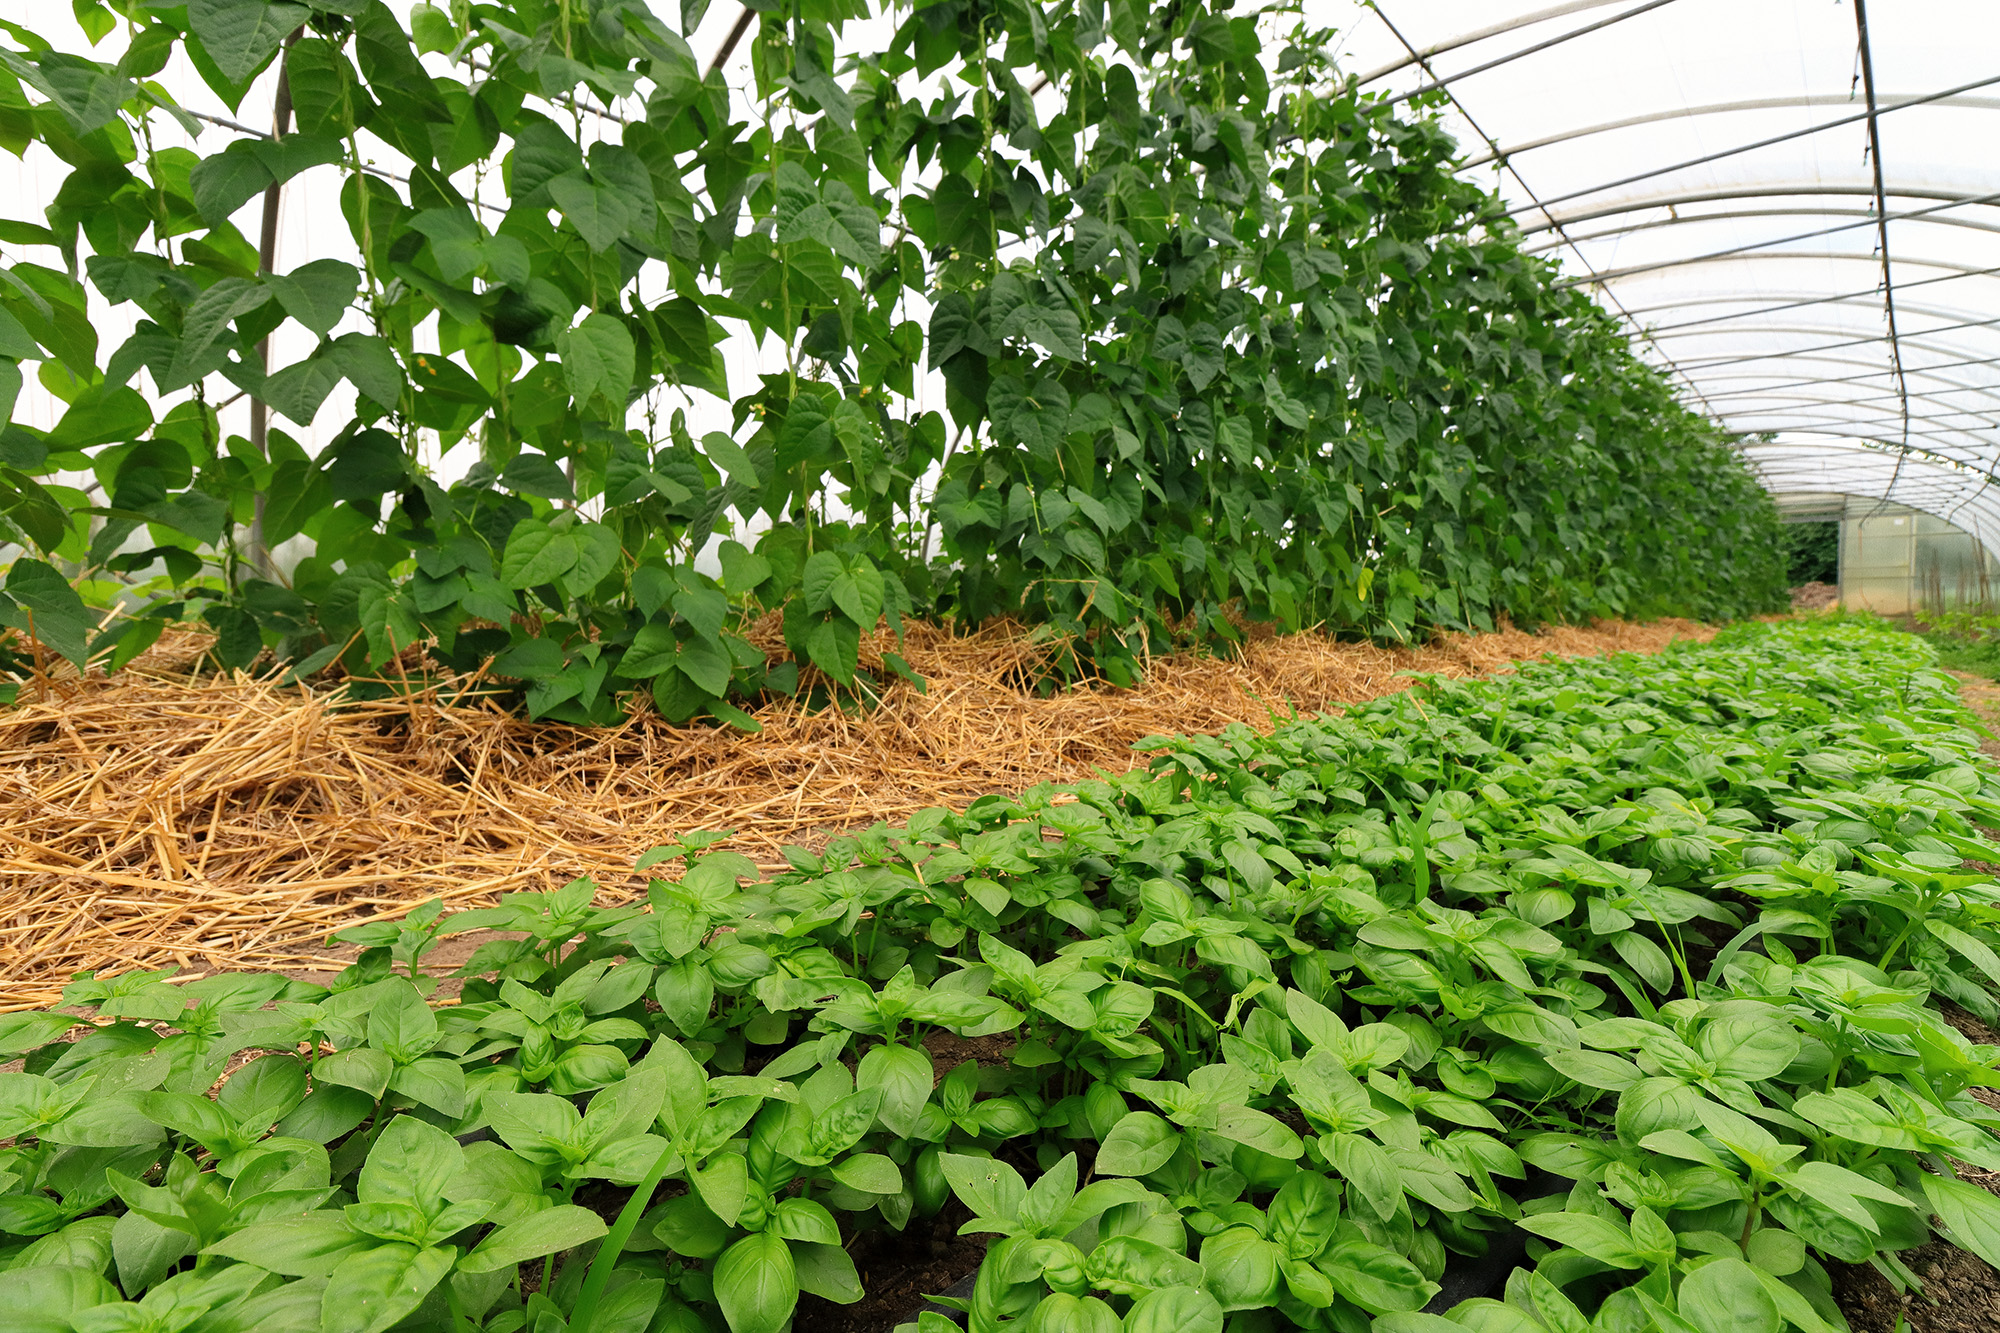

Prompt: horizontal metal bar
[1755,478,2000,531]
[1464,92,2000,169]
[1722,410,2000,437]
[1525,185,1996,236]
[1741,440,2000,496]
[1747,468,1988,500]
[1652,297,1997,343]
[1644,299,2000,346]
[1718,404,2000,432]
[1700,378,2000,412]
[1499,72,2000,219]
[1357,0,1624,83]
[1720,412,2000,444]
[1729,425,2000,455]
[1386,0,1680,106]
[1668,345,2000,390]
[1552,190,2000,286]
[1526,202,2000,257]
[1589,251,2000,307]
[1743,432,2000,477]
[1711,382,2000,412]
[1687,353,2000,398]
[1673,316,2000,370]
[1626,265,2000,331]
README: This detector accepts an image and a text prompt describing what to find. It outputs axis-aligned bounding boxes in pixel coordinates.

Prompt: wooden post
[247,30,302,579]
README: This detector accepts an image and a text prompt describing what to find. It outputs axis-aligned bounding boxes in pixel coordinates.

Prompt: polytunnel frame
[1345,0,2000,569]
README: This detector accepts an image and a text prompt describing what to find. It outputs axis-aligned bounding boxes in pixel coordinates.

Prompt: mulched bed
[0,615,1711,1008]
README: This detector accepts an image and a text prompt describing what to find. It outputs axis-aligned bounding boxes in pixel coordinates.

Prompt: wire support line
[1524,203,2000,258]
[1720,410,2000,436]
[1370,3,1717,413]
[1715,405,2000,431]
[1744,432,2000,477]
[1464,92,2000,169]
[1519,184,1998,236]
[1384,0,1680,106]
[1356,0,1624,83]
[1643,302,2000,345]
[1687,353,2000,399]
[1699,372,2000,405]
[1668,313,2000,371]
[1499,71,2000,218]
[1651,298,2000,342]
[1708,375,2000,406]
[1740,437,2000,488]
[1628,269,2000,333]
[1701,384,2000,415]
[1551,190,2000,288]
[1723,410,2000,435]
[1727,404,2000,430]
[1741,421,2000,451]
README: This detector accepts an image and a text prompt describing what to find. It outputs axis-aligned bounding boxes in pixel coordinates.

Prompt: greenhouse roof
[1320,0,2000,549]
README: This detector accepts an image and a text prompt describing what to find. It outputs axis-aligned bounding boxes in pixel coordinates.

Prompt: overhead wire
[1629,266,2000,331]
[1527,199,2000,261]
[1698,362,2000,400]
[1517,184,1995,235]
[1498,71,2000,218]
[1367,2,1720,414]
[1689,353,2000,399]
[1465,90,2000,169]
[1549,189,2000,287]
[1355,0,1626,83]
[1385,0,1682,106]
[1673,313,2000,370]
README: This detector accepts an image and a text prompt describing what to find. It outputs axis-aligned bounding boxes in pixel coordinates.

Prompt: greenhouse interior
[6,3,2000,1333]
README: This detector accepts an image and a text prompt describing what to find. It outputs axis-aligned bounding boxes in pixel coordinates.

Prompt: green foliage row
[3,619,1999,1333]
[1909,608,2000,682]
[0,0,1787,717]
[1782,524,1837,588]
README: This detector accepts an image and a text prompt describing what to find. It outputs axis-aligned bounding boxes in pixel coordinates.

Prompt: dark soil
[791,1199,989,1333]
[1939,1003,2000,1049]
[1831,1238,2000,1333]
[922,1030,1017,1076]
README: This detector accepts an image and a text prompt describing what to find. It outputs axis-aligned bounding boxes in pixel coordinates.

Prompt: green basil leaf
[458,1204,608,1274]
[713,1231,798,1333]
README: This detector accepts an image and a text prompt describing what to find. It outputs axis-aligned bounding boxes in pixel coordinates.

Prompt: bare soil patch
[1832,1228,2000,1333]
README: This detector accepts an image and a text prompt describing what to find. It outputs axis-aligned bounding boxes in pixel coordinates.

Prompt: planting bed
[0,616,1706,1006]
[5,618,2000,1333]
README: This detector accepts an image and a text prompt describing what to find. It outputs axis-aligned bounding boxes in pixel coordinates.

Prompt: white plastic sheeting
[1317,0,2000,555]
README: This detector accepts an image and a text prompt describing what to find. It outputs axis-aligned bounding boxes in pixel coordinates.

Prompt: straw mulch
[0,616,1711,1008]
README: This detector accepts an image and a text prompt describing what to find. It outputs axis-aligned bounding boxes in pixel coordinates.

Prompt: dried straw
[0,616,1710,1009]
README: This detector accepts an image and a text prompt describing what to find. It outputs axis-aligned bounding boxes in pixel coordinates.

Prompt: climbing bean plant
[0,0,1787,721]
